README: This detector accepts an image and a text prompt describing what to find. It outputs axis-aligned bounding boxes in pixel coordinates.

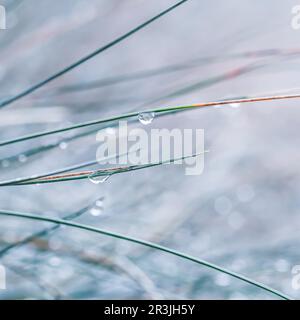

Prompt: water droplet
[138,112,155,125]
[59,141,68,150]
[90,208,102,216]
[18,154,27,163]
[230,102,240,108]
[88,174,110,184]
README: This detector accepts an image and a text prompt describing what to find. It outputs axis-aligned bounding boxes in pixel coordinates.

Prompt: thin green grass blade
[0,199,101,257]
[49,48,300,95]
[0,210,292,300]
[0,152,207,186]
[1,93,300,147]
[0,151,130,186]
[0,0,189,109]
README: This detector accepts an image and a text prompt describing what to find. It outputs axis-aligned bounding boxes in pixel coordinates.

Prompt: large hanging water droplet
[138,112,155,125]
[88,174,110,184]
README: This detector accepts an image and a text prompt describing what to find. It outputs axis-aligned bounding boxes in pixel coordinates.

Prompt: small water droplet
[59,141,68,150]
[90,208,103,216]
[88,174,110,184]
[138,112,155,125]
[18,154,27,163]
[230,102,240,108]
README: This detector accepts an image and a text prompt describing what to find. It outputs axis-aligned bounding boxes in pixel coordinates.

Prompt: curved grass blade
[141,62,260,106]
[0,152,207,186]
[0,63,253,158]
[48,48,300,95]
[0,0,189,109]
[1,92,300,147]
[0,210,292,300]
[0,151,129,186]
[0,198,102,257]
[0,121,137,169]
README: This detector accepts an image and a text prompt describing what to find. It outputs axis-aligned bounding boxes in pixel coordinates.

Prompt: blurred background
[0,0,300,299]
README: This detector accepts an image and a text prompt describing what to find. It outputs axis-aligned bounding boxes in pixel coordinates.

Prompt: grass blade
[0,152,207,186]
[0,0,189,109]
[1,92,300,147]
[0,209,292,300]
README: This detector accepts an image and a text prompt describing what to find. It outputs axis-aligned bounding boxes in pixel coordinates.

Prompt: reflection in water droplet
[138,112,155,125]
[88,174,110,184]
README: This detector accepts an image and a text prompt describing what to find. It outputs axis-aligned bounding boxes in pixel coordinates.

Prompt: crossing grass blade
[0,0,189,109]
